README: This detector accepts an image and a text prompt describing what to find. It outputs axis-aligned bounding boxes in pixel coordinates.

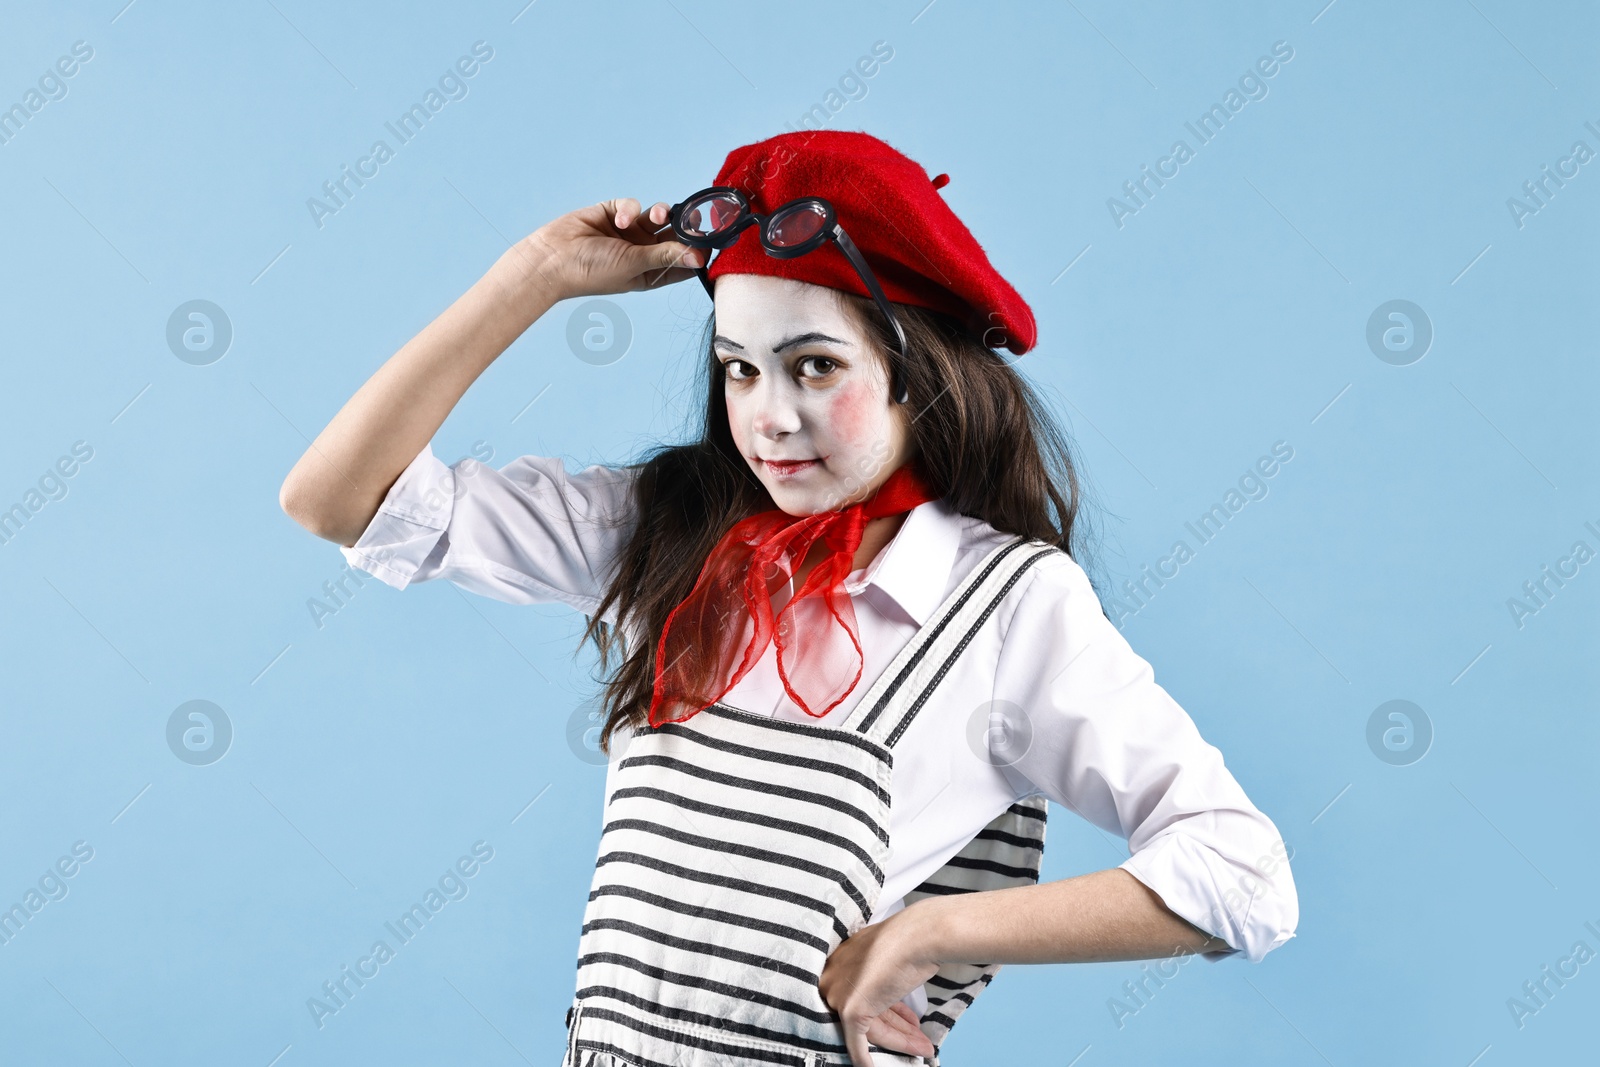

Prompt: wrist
[898,895,957,966]
[490,232,565,320]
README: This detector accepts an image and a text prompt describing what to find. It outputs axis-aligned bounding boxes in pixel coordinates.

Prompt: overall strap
[843,536,1058,748]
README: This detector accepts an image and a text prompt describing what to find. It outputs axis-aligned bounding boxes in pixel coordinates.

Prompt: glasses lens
[680,193,744,238]
[766,202,828,248]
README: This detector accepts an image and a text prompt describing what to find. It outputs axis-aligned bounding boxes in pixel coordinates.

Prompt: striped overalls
[563,536,1059,1067]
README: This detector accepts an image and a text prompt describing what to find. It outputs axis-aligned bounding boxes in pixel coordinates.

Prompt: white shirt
[342,444,1299,975]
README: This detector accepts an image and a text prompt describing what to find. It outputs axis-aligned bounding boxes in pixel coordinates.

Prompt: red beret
[703,130,1037,355]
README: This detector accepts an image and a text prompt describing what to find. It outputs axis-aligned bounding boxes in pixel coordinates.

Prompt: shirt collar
[841,496,964,626]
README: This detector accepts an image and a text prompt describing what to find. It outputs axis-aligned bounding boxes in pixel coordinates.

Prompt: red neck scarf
[648,462,939,728]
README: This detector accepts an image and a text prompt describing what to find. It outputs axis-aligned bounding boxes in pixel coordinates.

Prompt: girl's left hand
[819,904,941,1065]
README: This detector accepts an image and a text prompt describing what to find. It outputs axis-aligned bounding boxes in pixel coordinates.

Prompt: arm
[964,554,1299,965]
[278,198,702,547]
[903,866,1231,964]
[821,554,1297,1064]
[821,869,1230,1065]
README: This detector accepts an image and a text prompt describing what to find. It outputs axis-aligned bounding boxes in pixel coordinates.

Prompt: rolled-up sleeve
[992,553,1299,964]
[339,443,640,618]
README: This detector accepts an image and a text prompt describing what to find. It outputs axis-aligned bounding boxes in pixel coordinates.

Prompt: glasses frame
[667,186,910,404]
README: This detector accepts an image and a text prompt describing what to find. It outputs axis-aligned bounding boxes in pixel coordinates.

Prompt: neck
[855,512,910,571]
[789,510,910,592]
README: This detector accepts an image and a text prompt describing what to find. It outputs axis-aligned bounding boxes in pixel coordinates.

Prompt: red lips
[762,458,819,476]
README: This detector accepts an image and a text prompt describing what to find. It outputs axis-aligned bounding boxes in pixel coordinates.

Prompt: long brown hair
[578,290,1104,754]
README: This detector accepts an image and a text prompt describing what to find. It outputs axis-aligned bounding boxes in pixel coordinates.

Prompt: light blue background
[1,1,1595,1064]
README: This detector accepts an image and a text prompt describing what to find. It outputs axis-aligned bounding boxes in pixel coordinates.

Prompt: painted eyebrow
[712,332,852,354]
[775,331,851,354]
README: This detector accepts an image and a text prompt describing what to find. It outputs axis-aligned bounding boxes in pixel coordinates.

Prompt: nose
[748,378,803,441]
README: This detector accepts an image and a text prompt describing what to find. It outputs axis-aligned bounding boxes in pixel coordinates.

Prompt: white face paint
[713,273,914,517]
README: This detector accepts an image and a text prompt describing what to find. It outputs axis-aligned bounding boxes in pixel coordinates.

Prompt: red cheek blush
[826,382,875,446]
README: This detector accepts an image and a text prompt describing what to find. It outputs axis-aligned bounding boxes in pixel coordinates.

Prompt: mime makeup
[713,273,914,518]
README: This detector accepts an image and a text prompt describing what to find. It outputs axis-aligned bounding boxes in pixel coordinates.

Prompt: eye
[721,358,755,381]
[799,355,839,378]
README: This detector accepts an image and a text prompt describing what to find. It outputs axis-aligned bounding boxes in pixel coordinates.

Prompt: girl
[281,131,1298,1067]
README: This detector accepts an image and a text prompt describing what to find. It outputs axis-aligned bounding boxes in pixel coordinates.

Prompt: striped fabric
[564,537,1059,1067]
[899,796,1049,1047]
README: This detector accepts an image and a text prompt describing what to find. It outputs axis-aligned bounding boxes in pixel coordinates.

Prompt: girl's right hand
[527,197,704,302]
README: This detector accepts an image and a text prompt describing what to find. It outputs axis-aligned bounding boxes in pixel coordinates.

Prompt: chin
[763,482,835,516]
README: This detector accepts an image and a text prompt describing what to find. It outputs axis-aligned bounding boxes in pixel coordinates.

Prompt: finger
[624,238,700,294]
[594,197,643,232]
[887,1002,921,1029]
[870,1006,935,1058]
[856,1015,933,1063]
[630,240,701,284]
[890,1005,936,1057]
[845,1026,875,1067]
[637,201,684,245]
[594,198,636,230]
[611,200,685,248]
[611,197,643,230]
